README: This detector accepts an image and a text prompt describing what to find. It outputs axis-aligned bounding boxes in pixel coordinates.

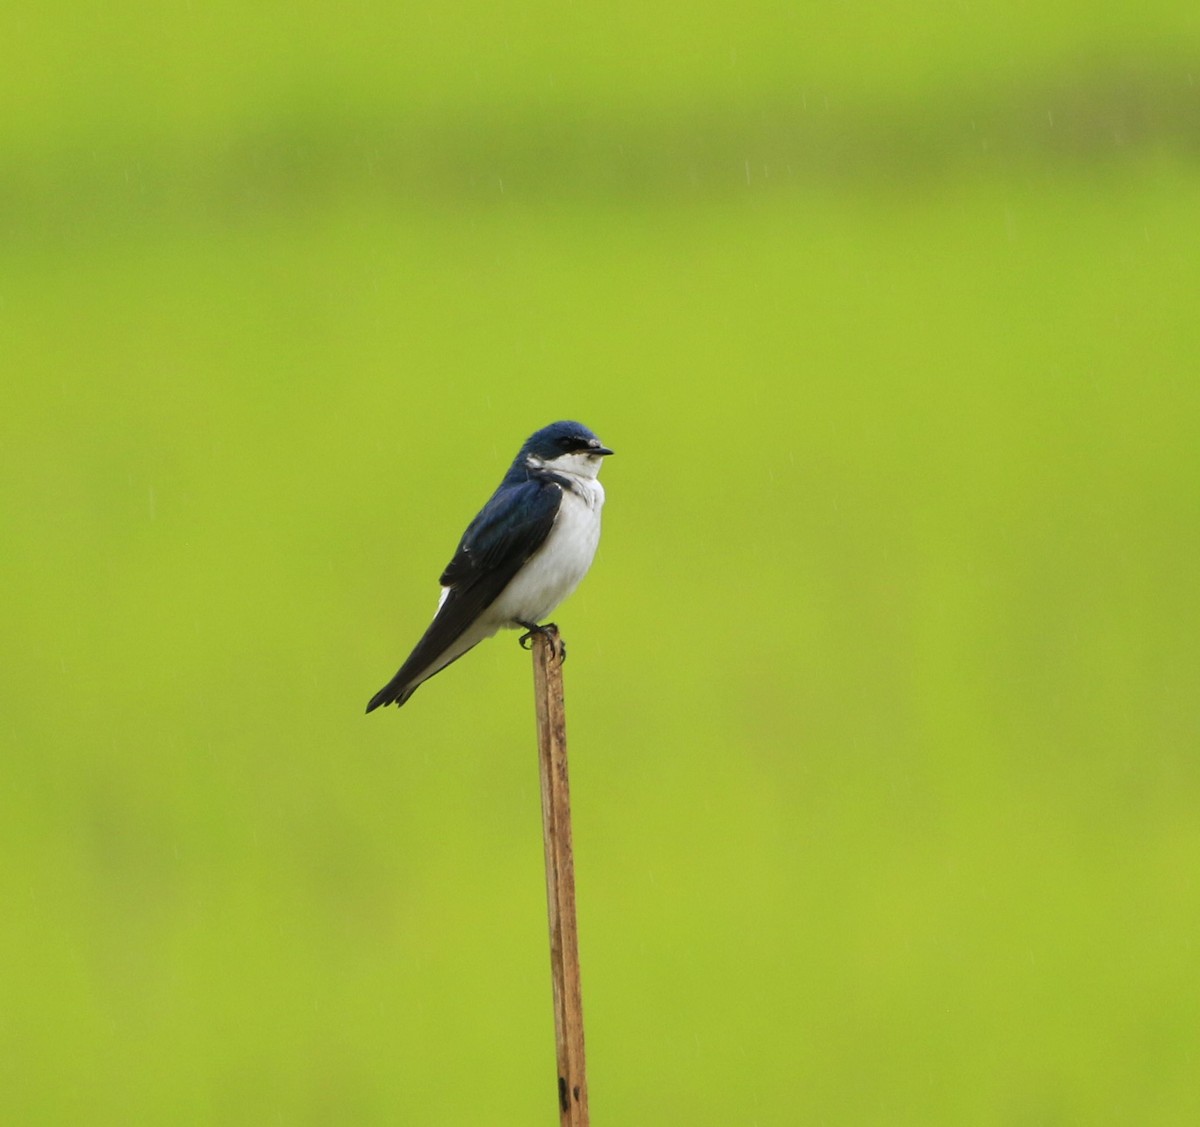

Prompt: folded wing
[365,478,563,711]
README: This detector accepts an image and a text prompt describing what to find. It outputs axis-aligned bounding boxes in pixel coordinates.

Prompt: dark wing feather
[439,477,560,585]
[365,479,562,711]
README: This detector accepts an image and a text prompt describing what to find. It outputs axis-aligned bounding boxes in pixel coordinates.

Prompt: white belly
[490,480,604,626]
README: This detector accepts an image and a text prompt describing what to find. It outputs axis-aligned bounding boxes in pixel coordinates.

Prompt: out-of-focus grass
[3,0,1194,148]
[3,2,1199,1123]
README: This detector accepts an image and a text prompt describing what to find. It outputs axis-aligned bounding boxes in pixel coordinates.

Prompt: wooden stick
[531,626,590,1127]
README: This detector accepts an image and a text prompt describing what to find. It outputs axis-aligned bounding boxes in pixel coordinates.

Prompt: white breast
[490,478,605,626]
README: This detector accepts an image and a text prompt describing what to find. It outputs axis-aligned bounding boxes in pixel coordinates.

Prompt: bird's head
[520,420,614,480]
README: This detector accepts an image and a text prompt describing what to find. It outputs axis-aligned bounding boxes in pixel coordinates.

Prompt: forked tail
[365,674,417,713]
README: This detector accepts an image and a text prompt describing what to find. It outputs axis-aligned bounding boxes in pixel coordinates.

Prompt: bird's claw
[517,621,566,661]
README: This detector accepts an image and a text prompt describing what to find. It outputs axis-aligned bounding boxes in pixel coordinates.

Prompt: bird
[366,420,614,712]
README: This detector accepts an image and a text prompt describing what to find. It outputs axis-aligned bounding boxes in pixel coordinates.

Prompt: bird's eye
[558,436,575,450]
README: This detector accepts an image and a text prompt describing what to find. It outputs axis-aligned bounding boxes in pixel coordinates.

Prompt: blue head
[511,420,614,481]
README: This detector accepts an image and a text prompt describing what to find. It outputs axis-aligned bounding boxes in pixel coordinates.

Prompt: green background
[4,3,1199,1123]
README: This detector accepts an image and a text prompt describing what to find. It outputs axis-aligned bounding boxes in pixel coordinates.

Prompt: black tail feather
[365,675,416,713]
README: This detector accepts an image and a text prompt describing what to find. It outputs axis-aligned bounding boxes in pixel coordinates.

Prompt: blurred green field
[4,3,1200,1124]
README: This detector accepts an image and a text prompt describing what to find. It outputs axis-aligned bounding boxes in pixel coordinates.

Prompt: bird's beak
[591,445,615,457]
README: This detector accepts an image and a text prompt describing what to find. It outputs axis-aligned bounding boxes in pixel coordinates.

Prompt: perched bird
[366,420,614,712]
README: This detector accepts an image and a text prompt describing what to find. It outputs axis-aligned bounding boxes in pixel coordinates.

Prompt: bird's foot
[517,621,566,661]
